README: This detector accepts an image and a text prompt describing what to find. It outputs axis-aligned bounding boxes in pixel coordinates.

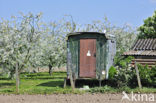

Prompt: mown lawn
[0,71,156,94]
[0,72,77,94]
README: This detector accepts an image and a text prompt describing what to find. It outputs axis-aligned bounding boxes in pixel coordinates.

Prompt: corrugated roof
[123,38,156,56]
[132,39,156,50]
[123,50,156,56]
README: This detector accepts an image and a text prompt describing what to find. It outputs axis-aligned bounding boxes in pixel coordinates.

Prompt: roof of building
[132,39,156,50]
[67,32,105,37]
[123,50,156,56]
[66,32,115,40]
[123,38,156,56]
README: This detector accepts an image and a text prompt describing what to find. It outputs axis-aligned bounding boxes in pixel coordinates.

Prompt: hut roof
[67,32,115,40]
[67,32,105,37]
[124,38,156,56]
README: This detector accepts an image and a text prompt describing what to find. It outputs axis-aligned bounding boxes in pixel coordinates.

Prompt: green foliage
[108,66,117,79]
[114,56,134,67]
[138,10,156,38]
[151,66,156,85]
[89,85,116,93]
[138,64,156,86]
[118,56,134,68]
[0,13,42,78]
[133,87,156,93]
[109,56,137,87]
[138,65,151,84]
[112,56,156,88]
[115,68,136,87]
[89,86,156,93]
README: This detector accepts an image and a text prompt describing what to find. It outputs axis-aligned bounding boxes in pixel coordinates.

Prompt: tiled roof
[132,39,156,50]
[123,38,156,56]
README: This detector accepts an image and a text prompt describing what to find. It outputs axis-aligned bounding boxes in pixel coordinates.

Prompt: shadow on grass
[0,83,15,87]
[2,89,13,93]
[35,77,65,79]
[37,79,109,88]
[37,72,66,76]
[20,72,66,80]
[37,81,63,87]
[66,79,110,88]
[21,76,65,80]
[21,72,66,76]
[75,79,102,87]
[0,78,11,80]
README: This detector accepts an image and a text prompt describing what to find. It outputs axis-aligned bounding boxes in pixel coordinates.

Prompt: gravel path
[0,93,155,103]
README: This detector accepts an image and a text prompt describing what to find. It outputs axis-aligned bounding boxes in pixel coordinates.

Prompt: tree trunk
[9,67,16,79]
[38,67,40,72]
[49,64,53,76]
[16,63,19,93]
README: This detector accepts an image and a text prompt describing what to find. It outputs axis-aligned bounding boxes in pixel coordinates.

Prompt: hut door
[79,39,96,78]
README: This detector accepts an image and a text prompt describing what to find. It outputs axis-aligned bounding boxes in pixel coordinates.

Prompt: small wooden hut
[123,39,156,67]
[65,32,116,86]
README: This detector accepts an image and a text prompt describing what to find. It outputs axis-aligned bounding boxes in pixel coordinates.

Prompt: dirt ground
[0,93,155,103]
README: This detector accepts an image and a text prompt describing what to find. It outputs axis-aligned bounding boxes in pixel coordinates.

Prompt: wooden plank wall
[131,59,156,67]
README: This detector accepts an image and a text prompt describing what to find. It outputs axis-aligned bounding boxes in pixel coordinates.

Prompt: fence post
[69,70,75,91]
[135,61,142,89]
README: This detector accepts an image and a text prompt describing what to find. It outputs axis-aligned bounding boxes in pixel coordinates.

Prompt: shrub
[137,64,156,87]
[109,56,156,88]
[109,66,117,79]
[150,66,156,86]
[137,64,151,85]
[109,56,137,87]
[115,67,136,87]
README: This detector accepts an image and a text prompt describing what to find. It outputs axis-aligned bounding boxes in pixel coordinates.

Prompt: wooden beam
[135,61,142,89]
[132,59,156,62]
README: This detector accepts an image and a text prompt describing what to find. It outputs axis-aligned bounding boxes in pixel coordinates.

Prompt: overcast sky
[0,0,156,27]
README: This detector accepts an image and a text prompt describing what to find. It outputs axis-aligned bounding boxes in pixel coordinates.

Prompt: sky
[0,0,156,28]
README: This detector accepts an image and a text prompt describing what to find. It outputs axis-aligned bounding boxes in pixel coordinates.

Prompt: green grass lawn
[0,72,76,94]
[0,71,156,94]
